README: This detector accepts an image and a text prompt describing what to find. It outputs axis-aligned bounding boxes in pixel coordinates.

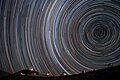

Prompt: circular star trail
[0,0,120,76]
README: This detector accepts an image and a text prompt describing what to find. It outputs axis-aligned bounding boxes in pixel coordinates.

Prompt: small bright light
[29,66,33,71]
[21,73,25,75]
[46,72,52,76]
[63,73,67,76]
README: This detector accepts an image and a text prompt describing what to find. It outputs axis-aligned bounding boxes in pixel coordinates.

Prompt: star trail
[0,0,120,76]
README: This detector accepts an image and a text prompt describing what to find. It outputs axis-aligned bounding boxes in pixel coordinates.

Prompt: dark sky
[0,0,120,76]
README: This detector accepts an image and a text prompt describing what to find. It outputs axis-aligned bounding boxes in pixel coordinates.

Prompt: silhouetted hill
[1,65,120,80]
[0,70,11,78]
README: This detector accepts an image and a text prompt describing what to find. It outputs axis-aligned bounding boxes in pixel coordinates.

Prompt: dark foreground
[0,65,120,80]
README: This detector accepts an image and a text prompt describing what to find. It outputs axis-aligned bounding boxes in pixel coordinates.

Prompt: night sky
[0,0,120,76]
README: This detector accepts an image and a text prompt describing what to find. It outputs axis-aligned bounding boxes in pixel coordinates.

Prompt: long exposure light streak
[0,0,120,76]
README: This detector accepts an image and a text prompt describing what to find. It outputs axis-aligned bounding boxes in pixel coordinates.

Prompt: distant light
[61,72,67,76]
[63,73,67,76]
[21,73,25,75]
[46,72,52,76]
[29,66,33,71]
